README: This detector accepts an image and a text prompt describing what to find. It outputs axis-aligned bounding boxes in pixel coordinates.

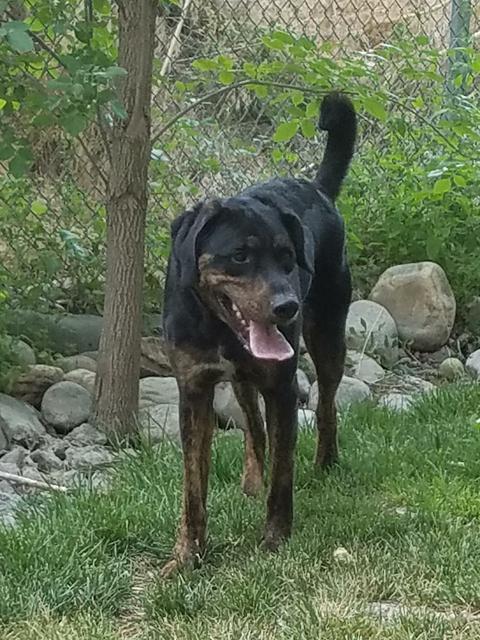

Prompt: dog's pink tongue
[248,321,294,361]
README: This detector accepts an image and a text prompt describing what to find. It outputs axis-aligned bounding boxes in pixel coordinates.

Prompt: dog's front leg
[161,382,215,578]
[262,381,298,551]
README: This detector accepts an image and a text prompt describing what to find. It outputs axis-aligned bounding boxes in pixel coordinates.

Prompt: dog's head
[171,197,314,361]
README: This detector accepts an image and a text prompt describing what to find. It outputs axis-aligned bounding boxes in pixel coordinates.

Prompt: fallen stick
[0,470,68,493]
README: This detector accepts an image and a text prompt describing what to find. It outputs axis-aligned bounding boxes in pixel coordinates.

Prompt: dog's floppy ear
[281,210,315,274]
[281,209,315,299]
[171,199,223,288]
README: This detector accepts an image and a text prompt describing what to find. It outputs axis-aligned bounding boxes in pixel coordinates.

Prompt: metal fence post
[446,0,472,95]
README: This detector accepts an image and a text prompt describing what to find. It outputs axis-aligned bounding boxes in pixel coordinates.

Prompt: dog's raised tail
[315,92,357,202]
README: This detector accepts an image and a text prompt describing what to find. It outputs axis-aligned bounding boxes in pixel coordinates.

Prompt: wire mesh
[1,0,478,320]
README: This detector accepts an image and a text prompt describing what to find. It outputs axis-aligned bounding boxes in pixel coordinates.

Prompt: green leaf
[273,120,299,143]
[426,233,442,261]
[262,35,287,51]
[0,98,6,110]
[243,62,257,78]
[93,0,111,15]
[412,96,424,109]
[248,84,268,98]
[305,101,319,118]
[110,99,128,120]
[74,22,93,44]
[217,56,233,70]
[61,112,88,136]
[271,148,283,163]
[270,30,294,45]
[453,175,466,187]
[415,35,430,46]
[6,22,34,53]
[433,178,452,195]
[0,145,14,161]
[363,96,388,122]
[300,118,316,138]
[192,58,218,72]
[9,148,33,177]
[31,200,47,215]
[291,91,304,106]
[102,66,128,79]
[218,70,235,85]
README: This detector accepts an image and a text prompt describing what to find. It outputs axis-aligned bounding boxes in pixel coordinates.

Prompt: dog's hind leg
[232,381,266,497]
[161,381,215,578]
[303,311,346,469]
[262,377,298,550]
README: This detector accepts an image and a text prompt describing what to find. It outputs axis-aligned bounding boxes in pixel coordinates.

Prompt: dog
[161,92,357,576]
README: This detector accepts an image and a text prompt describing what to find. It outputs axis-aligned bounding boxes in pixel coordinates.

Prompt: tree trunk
[93,0,157,441]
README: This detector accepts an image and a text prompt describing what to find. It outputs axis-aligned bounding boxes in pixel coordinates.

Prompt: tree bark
[93,0,157,440]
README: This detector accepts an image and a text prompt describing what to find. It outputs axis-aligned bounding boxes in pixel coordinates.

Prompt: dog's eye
[231,248,250,264]
[278,248,295,272]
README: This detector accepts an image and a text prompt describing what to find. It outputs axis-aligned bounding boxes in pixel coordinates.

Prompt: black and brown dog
[161,92,357,576]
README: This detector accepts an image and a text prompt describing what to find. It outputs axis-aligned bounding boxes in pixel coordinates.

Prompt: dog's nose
[272,298,299,322]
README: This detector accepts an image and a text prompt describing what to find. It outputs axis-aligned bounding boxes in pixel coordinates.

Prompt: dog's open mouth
[218,293,294,361]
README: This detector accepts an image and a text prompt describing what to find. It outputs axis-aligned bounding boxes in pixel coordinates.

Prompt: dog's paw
[314,447,339,471]
[160,541,203,579]
[160,558,184,579]
[261,522,291,552]
[241,471,264,498]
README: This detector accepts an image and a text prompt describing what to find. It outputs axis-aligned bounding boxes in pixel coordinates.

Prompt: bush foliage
[1,3,479,319]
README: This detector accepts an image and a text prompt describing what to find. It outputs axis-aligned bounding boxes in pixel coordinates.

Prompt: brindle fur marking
[232,381,266,497]
[161,93,357,576]
[161,348,224,578]
[199,259,271,325]
[303,313,346,468]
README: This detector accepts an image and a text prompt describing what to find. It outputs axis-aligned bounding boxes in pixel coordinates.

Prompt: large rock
[66,423,107,447]
[308,375,371,412]
[298,408,316,429]
[465,297,480,334]
[56,355,97,373]
[65,445,114,470]
[0,461,21,476]
[8,365,64,408]
[345,350,385,384]
[41,381,92,434]
[335,376,372,410]
[466,350,480,379]
[438,357,465,381]
[5,312,104,355]
[0,490,22,527]
[138,404,180,443]
[0,423,7,452]
[30,448,64,472]
[138,377,179,408]
[378,393,414,412]
[37,434,68,460]
[63,369,96,394]
[5,311,163,356]
[369,262,456,352]
[214,382,265,430]
[346,300,398,366]
[0,393,46,448]
[11,339,36,366]
[0,446,27,469]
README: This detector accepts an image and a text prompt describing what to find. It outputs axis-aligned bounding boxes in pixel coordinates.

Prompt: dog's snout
[272,297,299,322]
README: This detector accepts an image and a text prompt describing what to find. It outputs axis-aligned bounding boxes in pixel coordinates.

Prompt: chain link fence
[1,0,478,328]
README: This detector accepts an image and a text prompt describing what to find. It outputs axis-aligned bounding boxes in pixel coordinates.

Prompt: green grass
[2,385,480,639]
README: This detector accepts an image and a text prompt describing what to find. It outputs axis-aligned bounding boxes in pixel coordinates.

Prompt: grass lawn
[1,385,480,639]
